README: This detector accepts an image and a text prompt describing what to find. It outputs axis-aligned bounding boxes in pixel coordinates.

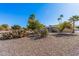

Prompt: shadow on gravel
[0,37,11,41]
[0,37,27,41]
[52,33,78,37]
[0,35,46,41]
[28,36,45,40]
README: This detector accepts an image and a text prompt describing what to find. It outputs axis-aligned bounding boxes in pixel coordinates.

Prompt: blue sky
[0,3,79,27]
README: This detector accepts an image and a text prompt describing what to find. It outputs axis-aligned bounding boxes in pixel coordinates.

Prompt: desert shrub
[27,14,45,30]
[11,25,21,30]
[0,24,9,31]
[39,28,48,38]
[27,14,48,38]
[0,26,5,30]
[57,23,64,32]
[1,32,13,40]
[13,30,27,38]
[1,24,9,28]
[57,21,72,32]
[11,30,19,38]
[22,27,28,31]
[17,30,27,38]
[76,26,79,29]
[0,29,27,40]
[47,25,59,33]
[27,14,37,30]
[51,27,59,32]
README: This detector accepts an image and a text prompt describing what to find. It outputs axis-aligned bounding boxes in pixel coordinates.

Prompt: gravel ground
[0,33,79,56]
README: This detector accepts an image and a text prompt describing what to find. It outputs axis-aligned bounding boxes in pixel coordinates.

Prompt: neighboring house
[47,25,59,33]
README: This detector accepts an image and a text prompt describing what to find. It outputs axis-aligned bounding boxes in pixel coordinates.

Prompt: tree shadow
[51,33,78,37]
[28,35,47,40]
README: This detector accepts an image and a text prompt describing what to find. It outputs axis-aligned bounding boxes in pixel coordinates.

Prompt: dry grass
[0,33,79,56]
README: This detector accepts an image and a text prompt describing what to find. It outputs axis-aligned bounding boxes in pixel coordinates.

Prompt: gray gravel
[0,33,79,56]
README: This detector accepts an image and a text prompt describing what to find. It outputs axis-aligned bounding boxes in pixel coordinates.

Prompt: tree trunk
[72,20,75,33]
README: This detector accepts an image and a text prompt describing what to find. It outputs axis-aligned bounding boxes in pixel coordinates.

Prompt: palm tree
[58,14,63,24]
[60,14,63,18]
[69,15,79,33]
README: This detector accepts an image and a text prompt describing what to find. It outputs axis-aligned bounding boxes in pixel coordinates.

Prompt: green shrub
[27,14,48,38]
[57,23,64,32]
[57,21,72,32]
[0,24,9,31]
[11,25,21,30]
[1,24,9,30]
[0,26,5,30]
[40,28,48,38]
[76,26,79,29]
